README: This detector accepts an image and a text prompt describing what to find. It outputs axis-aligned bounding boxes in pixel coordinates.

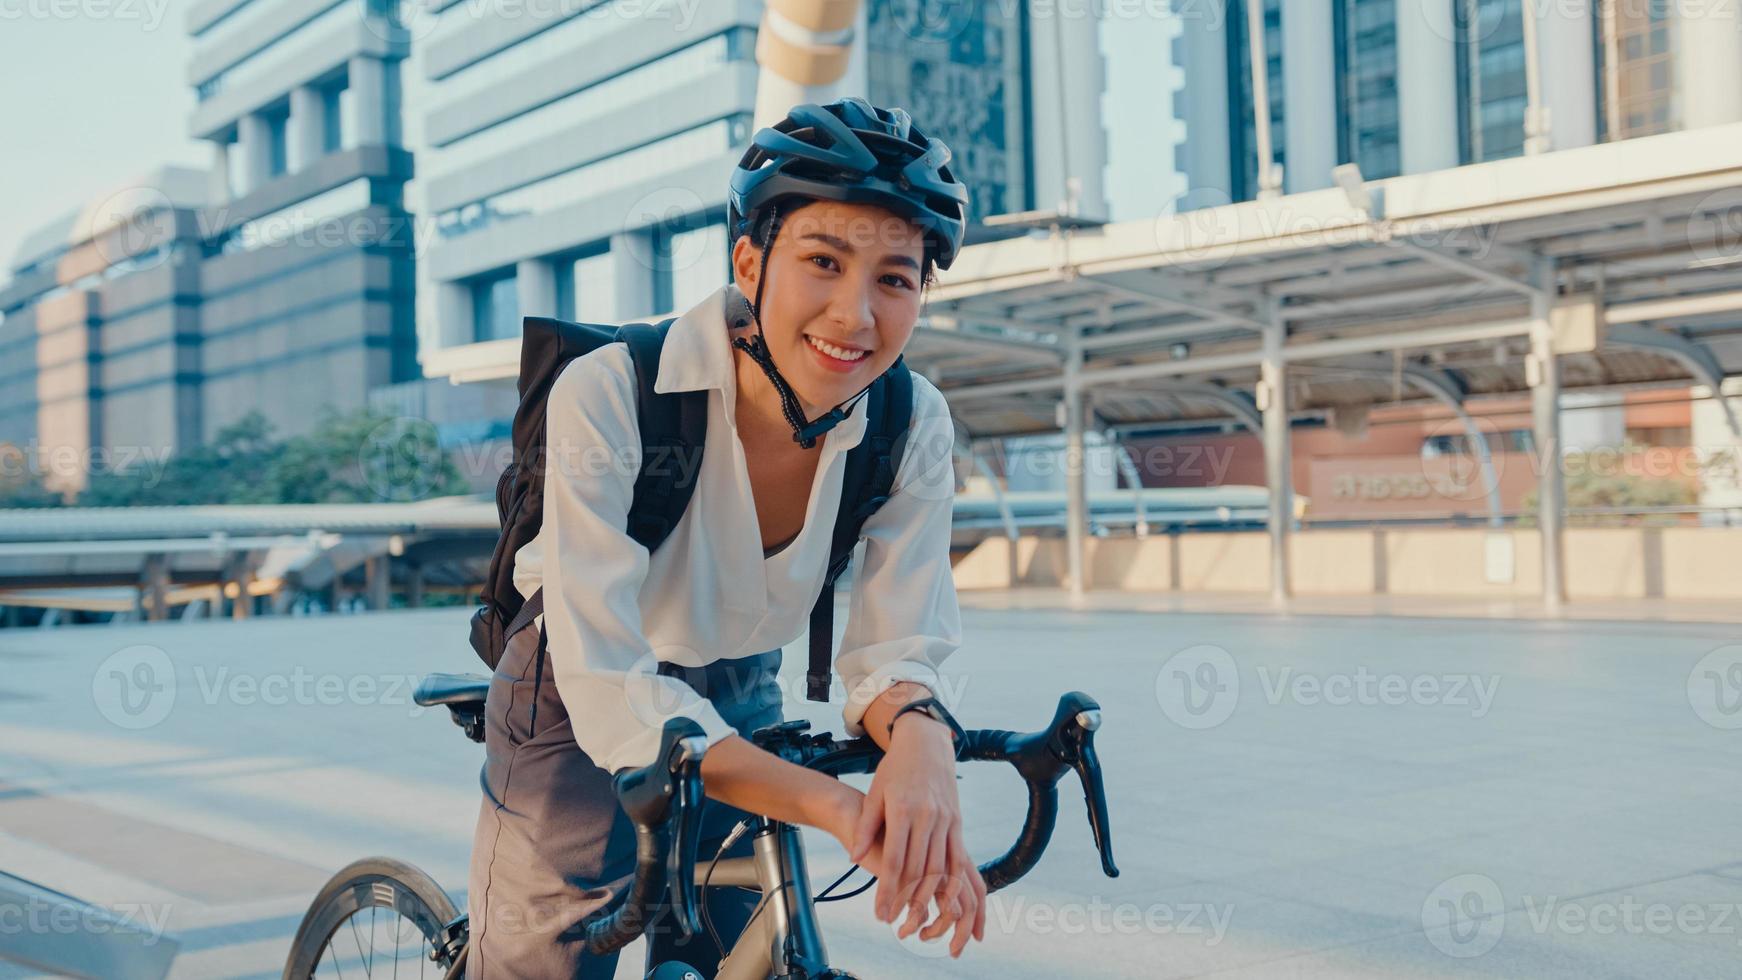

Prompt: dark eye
[882,273,914,290]
[809,254,839,271]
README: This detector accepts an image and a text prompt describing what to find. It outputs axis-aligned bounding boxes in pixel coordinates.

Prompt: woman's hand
[846,712,986,956]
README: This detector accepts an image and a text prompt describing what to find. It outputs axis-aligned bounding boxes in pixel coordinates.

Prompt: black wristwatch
[887,696,964,746]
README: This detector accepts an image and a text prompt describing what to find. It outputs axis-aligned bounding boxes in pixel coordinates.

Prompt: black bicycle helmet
[729,98,970,271]
[725,98,970,449]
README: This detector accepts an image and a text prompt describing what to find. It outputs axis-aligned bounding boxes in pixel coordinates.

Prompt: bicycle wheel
[282,857,465,980]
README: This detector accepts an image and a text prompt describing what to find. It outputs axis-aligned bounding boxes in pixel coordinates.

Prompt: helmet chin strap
[730,206,874,450]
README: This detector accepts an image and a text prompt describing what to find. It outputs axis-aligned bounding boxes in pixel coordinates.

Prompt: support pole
[406,563,425,609]
[1063,339,1088,599]
[1260,309,1293,602]
[365,554,391,611]
[968,446,1020,587]
[1529,260,1566,609]
[140,554,169,623]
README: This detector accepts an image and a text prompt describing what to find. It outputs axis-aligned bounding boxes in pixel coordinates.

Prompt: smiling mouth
[804,334,870,363]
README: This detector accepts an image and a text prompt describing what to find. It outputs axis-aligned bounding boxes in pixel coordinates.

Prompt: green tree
[72,408,470,506]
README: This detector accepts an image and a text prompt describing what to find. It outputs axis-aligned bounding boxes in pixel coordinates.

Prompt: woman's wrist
[806,777,865,844]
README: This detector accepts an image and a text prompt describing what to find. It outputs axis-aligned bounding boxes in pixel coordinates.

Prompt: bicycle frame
[701,817,829,980]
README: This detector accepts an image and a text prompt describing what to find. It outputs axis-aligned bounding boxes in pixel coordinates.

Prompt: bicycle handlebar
[581,719,709,955]
[585,692,1118,953]
[761,691,1119,892]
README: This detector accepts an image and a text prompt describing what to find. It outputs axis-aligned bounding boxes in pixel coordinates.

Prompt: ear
[731,234,762,300]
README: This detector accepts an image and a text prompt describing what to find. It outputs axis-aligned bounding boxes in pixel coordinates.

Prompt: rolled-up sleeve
[539,348,737,774]
[836,377,964,737]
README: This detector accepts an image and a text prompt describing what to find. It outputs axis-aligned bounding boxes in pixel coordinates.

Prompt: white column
[349,56,386,146]
[1394,0,1459,173]
[516,258,557,319]
[1281,0,1337,193]
[237,112,273,195]
[1063,340,1087,599]
[1528,261,1565,608]
[1260,309,1292,601]
[289,85,327,172]
[207,139,231,205]
[1536,3,1597,151]
[1178,0,1233,204]
[1027,0,1110,219]
[1678,4,1742,128]
[610,229,657,320]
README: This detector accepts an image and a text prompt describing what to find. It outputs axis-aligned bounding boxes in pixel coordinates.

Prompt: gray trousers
[467,621,784,979]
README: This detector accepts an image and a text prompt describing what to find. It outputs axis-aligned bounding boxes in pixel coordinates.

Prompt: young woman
[467,98,980,978]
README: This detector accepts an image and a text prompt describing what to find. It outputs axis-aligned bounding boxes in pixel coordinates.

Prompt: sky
[0,3,1183,273]
[0,6,211,269]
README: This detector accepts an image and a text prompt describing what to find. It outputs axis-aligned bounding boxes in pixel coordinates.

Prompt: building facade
[185,0,419,442]
[0,171,210,497]
[1177,0,1742,201]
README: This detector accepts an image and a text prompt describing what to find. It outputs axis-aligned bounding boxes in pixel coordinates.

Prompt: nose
[826,270,877,339]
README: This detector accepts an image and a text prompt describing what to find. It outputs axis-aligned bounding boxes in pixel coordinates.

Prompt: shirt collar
[653,282,871,449]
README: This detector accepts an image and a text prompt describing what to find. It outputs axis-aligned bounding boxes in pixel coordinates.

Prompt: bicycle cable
[701,819,752,959]
[814,864,877,903]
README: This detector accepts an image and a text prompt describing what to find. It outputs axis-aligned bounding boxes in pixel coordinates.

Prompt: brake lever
[665,735,708,940]
[1049,693,1119,879]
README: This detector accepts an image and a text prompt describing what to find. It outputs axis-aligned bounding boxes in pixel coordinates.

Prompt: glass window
[427,34,732,168]
[435,119,741,239]
[194,1,353,103]
[661,220,729,315]
[322,85,345,152]
[471,269,520,342]
[556,248,615,323]
[266,112,289,177]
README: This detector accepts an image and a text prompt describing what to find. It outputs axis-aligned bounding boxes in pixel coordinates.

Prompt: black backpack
[467,314,914,703]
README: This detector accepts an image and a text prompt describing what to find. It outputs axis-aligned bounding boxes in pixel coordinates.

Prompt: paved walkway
[2,600,1739,977]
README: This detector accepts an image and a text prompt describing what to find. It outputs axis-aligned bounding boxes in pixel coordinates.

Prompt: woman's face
[731,199,928,414]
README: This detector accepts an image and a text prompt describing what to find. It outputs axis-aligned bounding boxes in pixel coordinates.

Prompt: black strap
[806,359,914,702]
[619,319,705,553]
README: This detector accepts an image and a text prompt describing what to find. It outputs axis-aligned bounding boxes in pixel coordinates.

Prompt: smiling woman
[465,98,980,979]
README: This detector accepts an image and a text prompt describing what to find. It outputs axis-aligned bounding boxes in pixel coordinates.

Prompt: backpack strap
[619,318,706,553]
[807,358,915,702]
[513,317,699,638]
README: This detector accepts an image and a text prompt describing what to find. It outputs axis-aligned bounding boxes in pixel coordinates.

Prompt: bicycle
[282,672,1119,979]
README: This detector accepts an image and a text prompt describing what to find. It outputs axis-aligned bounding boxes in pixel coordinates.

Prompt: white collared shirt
[511,283,962,774]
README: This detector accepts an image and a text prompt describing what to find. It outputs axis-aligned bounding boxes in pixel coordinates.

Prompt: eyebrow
[797,232,922,272]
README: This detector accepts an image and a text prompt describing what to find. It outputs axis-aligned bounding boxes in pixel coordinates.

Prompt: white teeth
[806,335,867,361]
